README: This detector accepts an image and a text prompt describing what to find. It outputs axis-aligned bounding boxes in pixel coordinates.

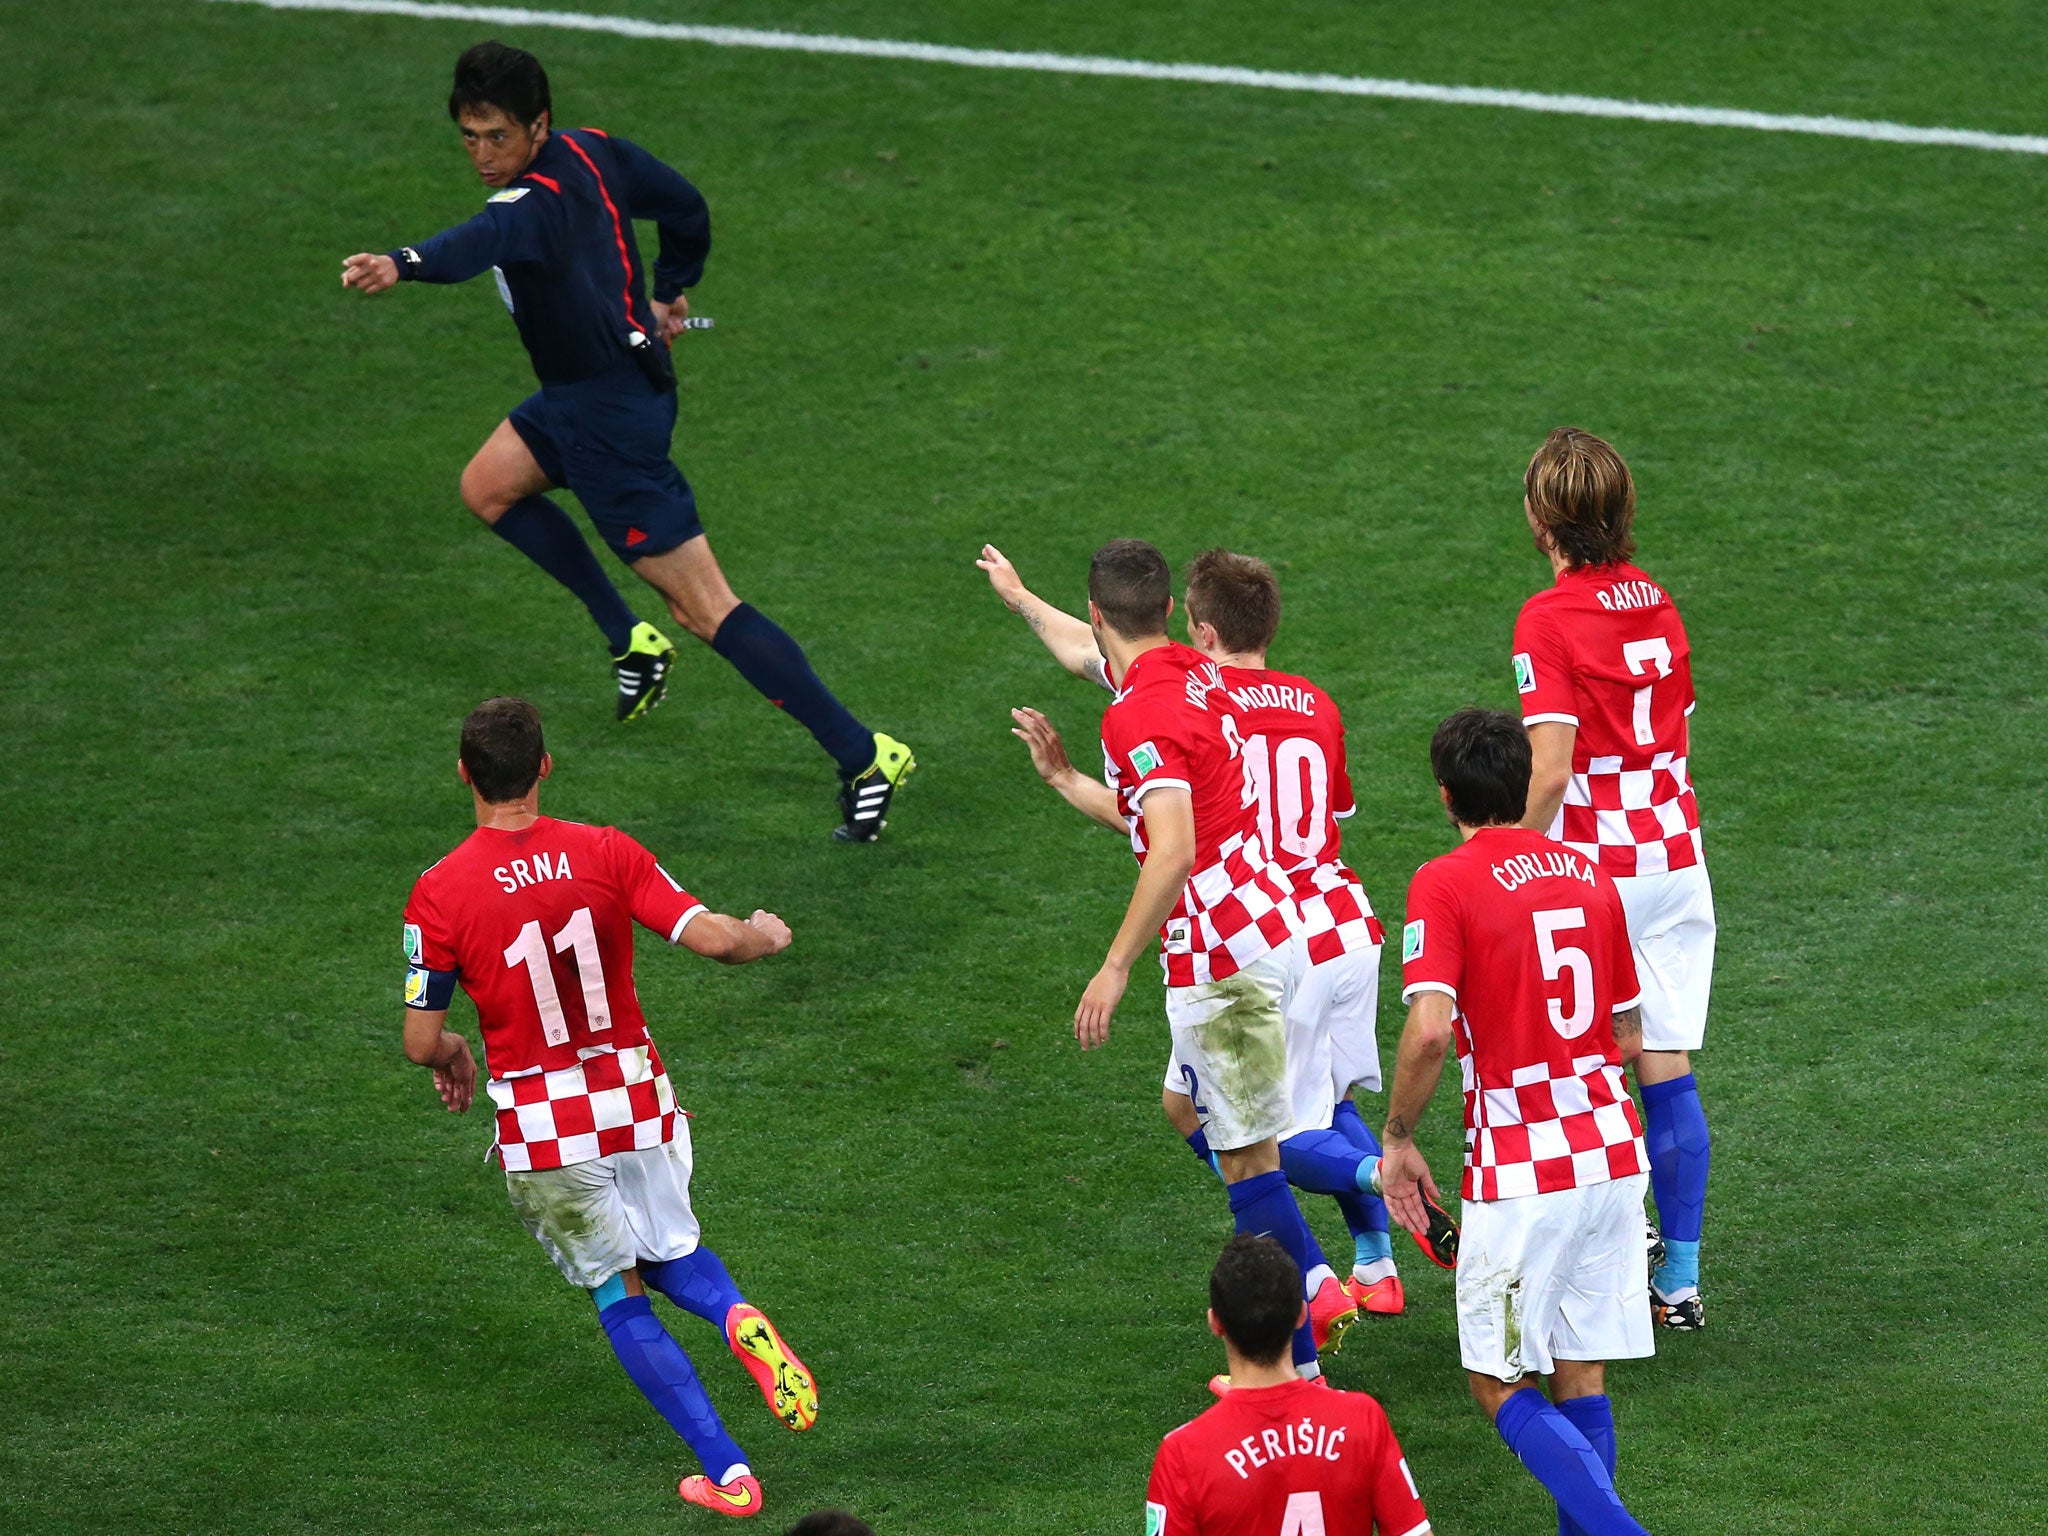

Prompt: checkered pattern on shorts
[1462,1052,1647,1201]
[1558,753,1703,878]
[488,1042,677,1173]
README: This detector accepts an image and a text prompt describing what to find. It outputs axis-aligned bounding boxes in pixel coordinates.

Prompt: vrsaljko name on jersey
[1489,847,1598,893]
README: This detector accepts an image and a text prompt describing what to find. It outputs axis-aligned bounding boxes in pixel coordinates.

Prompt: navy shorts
[508,361,703,561]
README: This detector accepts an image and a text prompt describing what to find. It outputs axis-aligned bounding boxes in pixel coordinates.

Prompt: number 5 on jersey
[1532,907,1593,1039]
[504,906,613,1045]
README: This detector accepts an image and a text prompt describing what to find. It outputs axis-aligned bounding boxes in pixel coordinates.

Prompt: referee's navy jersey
[389,128,709,386]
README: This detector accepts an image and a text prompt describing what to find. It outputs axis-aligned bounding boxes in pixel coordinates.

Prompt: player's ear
[537,752,553,781]
[1206,1307,1226,1340]
[457,759,472,787]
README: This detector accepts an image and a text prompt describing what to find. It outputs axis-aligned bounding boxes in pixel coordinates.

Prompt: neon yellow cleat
[613,621,677,722]
[724,1303,818,1431]
[831,732,916,842]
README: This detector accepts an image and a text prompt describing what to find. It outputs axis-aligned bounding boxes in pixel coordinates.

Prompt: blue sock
[1640,1073,1709,1291]
[492,496,637,654]
[1280,1127,1374,1195]
[642,1247,746,1329]
[710,602,872,775]
[1184,1127,1222,1179]
[1494,1388,1648,1536]
[1227,1170,1330,1370]
[1328,1101,1394,1270]
[597,1295,748,1483]
[1554,1395,1619,1536]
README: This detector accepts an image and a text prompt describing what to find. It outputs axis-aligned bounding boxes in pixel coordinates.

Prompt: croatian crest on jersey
[1130,740,1162,776]
[404,922,422,964]
[488,186,531,204]
[404,966,430,1006]
[1403,919,1425,962]
[1146,1502,1167,1536]
[1513,651,1536,695]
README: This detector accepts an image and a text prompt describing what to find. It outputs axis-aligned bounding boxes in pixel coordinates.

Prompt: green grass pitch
[5,2,2046,1531]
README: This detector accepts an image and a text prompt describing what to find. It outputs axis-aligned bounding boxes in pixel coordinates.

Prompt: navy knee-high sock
[1640,1073,1710,1292]
[710,602,872,775]
[1227,1170,1332,1372]
[598,1295,748,1483]
[1495,1388,1648,1536]
[1554,1396,1620,1536]
[492,496,638,654]
[641,1247,747,1330]
[1329,1100,1394,1273]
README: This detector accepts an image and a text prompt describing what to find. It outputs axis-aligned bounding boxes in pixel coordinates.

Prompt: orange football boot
[678,1472,762,1518]
[1342,1273,1405,1316]
[1309,1273,1362,1352]
[724,1304,818,1431]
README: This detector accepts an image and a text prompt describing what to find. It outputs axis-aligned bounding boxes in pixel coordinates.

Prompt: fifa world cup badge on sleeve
[1146,1502,1167,1536]
[1403,919,1424,962]
[404,923,423,965]
[1131,741,1162,776]
[1513,652,1536,694]
[404,967,430,1006]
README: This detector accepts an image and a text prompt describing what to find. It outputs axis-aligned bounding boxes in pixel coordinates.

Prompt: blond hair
[1524,427,1636,568]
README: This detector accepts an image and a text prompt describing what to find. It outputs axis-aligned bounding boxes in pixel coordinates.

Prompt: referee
[343,41,914,842]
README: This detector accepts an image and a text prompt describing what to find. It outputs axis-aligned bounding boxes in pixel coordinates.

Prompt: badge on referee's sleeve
[488,186,531,204]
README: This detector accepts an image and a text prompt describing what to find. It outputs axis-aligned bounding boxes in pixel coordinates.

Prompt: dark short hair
[448,40,552,126]
[1430,707,1530,828]
[1209,1235,1301,1366]
[1525,427,1636,569]
[460,697,545,803]
[1185,548,1281,654]
[786,1515,875,1536]
[1088,539,1171,640]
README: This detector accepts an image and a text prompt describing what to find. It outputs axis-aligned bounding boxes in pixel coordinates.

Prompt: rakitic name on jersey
[493,851,575,894]
[1223,1418,1352,1481]
[1223,681,1317,717]
[1595,579,1669,612]
[1489,847,1598,893]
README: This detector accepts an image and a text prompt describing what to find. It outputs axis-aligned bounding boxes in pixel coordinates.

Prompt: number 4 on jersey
[503,906,613,1046]
[1278,1490,1327,1536]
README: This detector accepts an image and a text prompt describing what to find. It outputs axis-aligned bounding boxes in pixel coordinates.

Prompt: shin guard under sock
[1553,1395,1620,1536]
[1227,1169,1332,1369]
[597,1295,747,1483]
[1641,1073,1709,1291]
[710,602,872,774]
[492,496,637,654]
[641,1247,747,1330]
[1495,1388,1647,1536]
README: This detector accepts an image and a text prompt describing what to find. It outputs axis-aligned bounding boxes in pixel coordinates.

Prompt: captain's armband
[404,966,459,1010]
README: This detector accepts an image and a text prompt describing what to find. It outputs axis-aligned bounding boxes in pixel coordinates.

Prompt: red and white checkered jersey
[403,816,704,1172]
[1513,562,1702,878]
[1100,641,1298,987]
[1145,1378,1430,1536]
[1399,827,1646,1202]
[1218,664,1385,967]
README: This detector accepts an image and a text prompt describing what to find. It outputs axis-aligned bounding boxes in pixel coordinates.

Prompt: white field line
[212,0,2048,157]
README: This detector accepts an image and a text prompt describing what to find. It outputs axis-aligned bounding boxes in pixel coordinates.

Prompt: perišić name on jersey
[494,851,574,894]
[1221,1415,1350,1480]
[1223,681,1316,717]
[1595,579,1667,612]
[1490,847,1597,893]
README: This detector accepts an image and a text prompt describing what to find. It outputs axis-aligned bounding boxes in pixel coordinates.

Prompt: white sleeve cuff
[1522,711,1579,727]
[669,905,707,944]
[1613,992,1643,1013]
[1128,776,1191,807]
[1401,981,1458,1005]
[1333,805,1358,821]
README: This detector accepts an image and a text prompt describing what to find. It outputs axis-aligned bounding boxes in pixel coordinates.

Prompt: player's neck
[1101,630,1170,681]
[1211,648,1266,671]
[1547,547,1575,580]
[474,793,543,832]
[1223,1347,1299,1391]
[1454,818,1517,843]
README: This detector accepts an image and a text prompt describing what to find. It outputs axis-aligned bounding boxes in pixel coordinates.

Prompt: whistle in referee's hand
[627,328,678,391]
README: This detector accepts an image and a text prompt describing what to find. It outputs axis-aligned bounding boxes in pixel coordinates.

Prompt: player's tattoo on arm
[1385,1113,1412,1141]
[1613,1006,1642,1047]
[1083,655,1110,691]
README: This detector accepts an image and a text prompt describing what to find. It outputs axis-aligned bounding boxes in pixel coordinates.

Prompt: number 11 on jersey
[503,906,613,1045]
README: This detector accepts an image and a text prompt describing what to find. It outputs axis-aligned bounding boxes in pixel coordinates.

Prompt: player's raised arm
[1011,707,1124,830]
[978,545,1111,689]
[1075,786,1195,1048]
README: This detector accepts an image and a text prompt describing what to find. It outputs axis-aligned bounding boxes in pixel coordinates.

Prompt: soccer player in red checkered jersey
[400,697,815,1519]
[1513,428,1714,1330]
[1378,708,1655,1536]
[996,539,1341,1382]
[1145,1235,1432,1536]
[981,547,1452,1334]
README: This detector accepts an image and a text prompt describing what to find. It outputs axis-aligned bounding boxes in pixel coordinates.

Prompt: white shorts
[1306,942,1383,1101]
[1457,1173,1654,1381]
[1613,864,1716,1053]
[504,1120,702,1289]
[1161,939,1302,1152]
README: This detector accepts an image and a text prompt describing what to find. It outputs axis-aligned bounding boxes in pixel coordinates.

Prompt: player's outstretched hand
[433,1036,477,1114]
[746,909,792,955]
[1011,707,1076,786]
[1377,1140,1442,1239]
[977,544,1027,606]
[650,294,690,343]
[1074,961,1129,1050]
[341,252,400,295]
